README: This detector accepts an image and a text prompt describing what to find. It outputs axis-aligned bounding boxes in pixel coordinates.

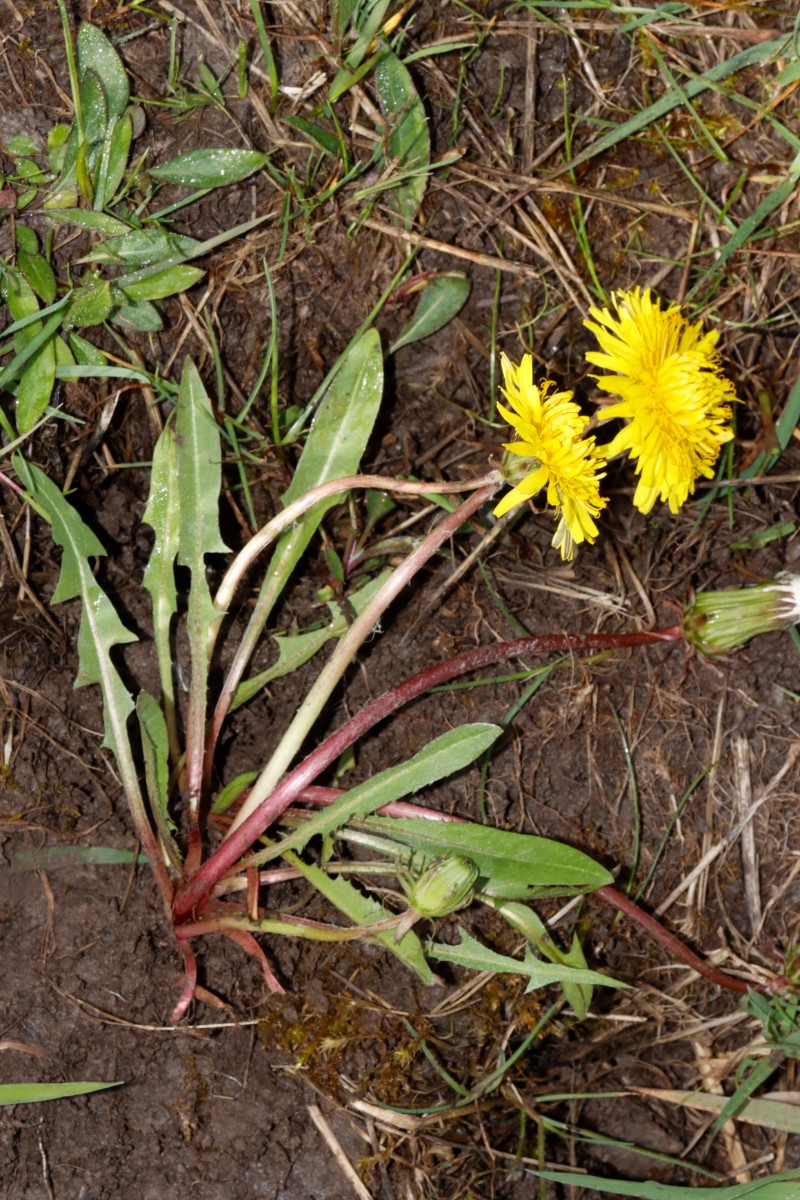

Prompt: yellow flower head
[493,353,607,561]
[584,288,736,515]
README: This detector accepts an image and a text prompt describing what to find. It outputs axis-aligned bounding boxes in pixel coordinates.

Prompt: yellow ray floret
[584,288,736,514]
[493,353,607,560]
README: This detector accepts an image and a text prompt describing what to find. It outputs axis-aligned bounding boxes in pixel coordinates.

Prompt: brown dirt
[2,3,800,1198]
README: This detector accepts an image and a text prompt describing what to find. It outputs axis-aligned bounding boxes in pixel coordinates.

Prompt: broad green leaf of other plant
[374,50,430,229]
[77,22,129,120]
[389,273,471,354]
[149,148,271,188]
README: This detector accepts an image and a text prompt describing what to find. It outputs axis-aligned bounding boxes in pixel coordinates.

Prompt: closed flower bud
[402,855,479,918]
[683,575,800,655]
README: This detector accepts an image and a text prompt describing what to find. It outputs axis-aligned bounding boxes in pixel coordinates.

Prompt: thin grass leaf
[635,1088,800,1137]
[533,1168,800,1198]
[687,152,800,301]
[0,1081,121,1106]
[6,845,146,872]
[556,36,791,177]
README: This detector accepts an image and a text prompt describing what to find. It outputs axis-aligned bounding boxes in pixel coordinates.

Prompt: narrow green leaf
[142,424,180,765]
[283,328,383,507]
[149,148,270,188]
[45,208,131,236]
[389,274,471,353]
[284,849,437,985]
[557,36,791,176]
[213,772,259,816]
[644,1089,800,1137]
[77,22,130,120]
[231,329,384,692]
[119,263,204,301]
[260,724,503,865]
[282,115,341,158]
[16,336,56,433]
[0,1081,121,1106]
[93,112,132,211]
[533,1168,800,1199]
[137,691,181,867]
[360,817,614,899]
[7,845,145,872]
[12,455,137,767]
[176,361,228,808]
[79,69,108,154]
[230,604,348,713]
[0,308,66,392]
[374,50,430,228]
[497,901,592,1018]
[427,929,627,992]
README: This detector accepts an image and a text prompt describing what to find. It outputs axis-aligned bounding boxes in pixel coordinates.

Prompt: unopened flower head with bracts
[584,288,736,515]
[493,352,607,561]
[683,574,800,656]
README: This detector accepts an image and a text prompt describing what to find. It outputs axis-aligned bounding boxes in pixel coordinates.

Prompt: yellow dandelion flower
[584,288,736,515]
[493,353,607,561]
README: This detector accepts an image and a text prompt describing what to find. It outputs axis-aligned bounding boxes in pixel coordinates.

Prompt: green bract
[401,855,479,917]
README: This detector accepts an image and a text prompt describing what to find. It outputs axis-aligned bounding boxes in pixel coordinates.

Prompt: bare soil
[2,3,800,1198]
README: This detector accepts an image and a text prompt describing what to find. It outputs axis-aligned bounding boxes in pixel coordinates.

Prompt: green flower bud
[402,855,479,918]
[683,574,800,655]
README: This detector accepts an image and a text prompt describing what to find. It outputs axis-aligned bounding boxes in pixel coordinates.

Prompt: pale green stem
[207,472,498,760]
[224,476,501,837]
[56,0,84,145]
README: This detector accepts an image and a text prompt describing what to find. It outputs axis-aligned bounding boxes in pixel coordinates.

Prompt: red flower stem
[173,625,681,921]
[595,885,754,995]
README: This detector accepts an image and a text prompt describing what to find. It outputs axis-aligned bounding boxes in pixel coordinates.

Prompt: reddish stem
[595,885,754,995]
[173,625,681,921]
